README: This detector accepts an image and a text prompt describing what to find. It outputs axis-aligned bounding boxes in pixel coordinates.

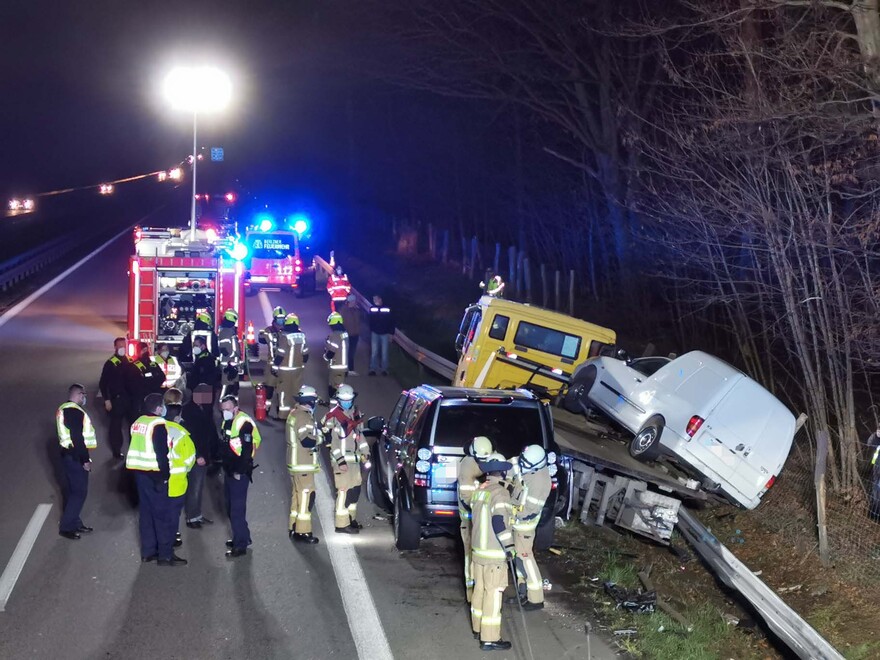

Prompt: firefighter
[324,311,349,400]
[458,436,495,602]
[152,343,183,390]
[218,308,242,399]
[511,444,552,610]
[286,385,321,544]
[470,453,515,651]
[190,335,220,392]
[321,384,369,533]
[259,306,286,416]
[326,265,352,312]
[180,311,219,361]
[479,274,505,298]
[127,393,185,565]
[273,312,309,420]
[221,395,262,557]
[99,337,129,458]
[124,342,165,426]
[56,383,96,539]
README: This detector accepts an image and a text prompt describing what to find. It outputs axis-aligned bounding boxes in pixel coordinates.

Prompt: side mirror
[363,415,386,437]
[616,348,630,363]
[454,333,465,353]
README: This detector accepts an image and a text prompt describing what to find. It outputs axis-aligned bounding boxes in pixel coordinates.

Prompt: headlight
[416,460,431,473]
[548,464,558,476]
[417,448,431,460]
[547,451,557,464]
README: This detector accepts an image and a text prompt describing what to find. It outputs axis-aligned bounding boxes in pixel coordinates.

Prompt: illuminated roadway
[0,227,615,659]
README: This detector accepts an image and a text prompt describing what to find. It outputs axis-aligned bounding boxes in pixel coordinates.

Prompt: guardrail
[315,251,843,659]
[0,235,75,292]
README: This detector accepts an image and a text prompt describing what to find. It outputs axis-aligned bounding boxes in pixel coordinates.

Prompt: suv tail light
[686,415,705,437]
[414,476,428,487]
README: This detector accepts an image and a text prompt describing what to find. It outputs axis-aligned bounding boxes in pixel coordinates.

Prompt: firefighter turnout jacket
[322,405,368,467]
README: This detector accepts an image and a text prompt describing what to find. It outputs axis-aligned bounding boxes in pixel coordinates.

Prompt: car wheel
[562,366,596,414]
[367,447,392,512]
[394,482,421,551]
[629,416,664,461]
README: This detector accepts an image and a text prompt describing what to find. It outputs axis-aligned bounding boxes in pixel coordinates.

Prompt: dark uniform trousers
[107,396,128,456]
[135,472,176,561]
[225,473,251,550]
[60,455,88,533]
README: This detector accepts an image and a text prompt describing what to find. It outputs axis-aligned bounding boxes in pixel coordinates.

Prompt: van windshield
[434,403,545,458]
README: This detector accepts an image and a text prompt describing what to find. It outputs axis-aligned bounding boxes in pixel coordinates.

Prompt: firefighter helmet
[519,444,547,472]
[327,312,344,326]
[196,311,211,326]
[335,384,355,401]
[479,452,512,475]
[469,436,494,460]
[284,312,300,327]
[296,385,318,404]
[224,308,239,323]
[272,306,286,320]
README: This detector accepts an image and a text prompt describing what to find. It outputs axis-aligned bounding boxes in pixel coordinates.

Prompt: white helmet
[470,436,494,460]
[479,452,512,475]
[296,385,318,404]
[335,384,355,401]
[519,444,547,472]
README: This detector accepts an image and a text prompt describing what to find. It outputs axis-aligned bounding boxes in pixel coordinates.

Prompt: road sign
[211,147,224,162]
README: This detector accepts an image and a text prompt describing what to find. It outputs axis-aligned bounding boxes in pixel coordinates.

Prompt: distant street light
[163,66,231,240]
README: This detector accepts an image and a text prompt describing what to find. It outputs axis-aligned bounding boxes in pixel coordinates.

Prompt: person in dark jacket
[56,384,96,539]
[181,388,218,528]
[189,336,220,389]
[368,295,395,376]
[221,395,262,558]
[99,337,129,458]
[124,342,165,426]
[180,311,219,362]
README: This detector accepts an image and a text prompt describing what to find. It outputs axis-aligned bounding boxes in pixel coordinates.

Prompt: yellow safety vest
[126,415,166,471]
[152,355,182,388]
[56,402,97,450]
[226,411,262,457]
[166,420,196,497]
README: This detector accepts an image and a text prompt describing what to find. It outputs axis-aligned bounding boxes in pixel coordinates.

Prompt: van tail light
[764,475,777,491]
[686,415,705,437]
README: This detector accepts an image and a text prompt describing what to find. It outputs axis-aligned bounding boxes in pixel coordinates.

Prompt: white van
[564,350,796,509]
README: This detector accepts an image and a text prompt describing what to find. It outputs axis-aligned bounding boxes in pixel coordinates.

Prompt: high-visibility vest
[470,480,514,563]
[512,467,551,532]
[166,420,196,497]
[457,455,482,519]
[226,411,262,457]
[56,402,97,450]
[327,274,351,300]
[152,355,182,388]
[286,408,320,473]
[126,415,166,471]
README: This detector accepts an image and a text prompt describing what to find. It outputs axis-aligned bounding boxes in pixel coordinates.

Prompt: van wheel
[562,366,596,415]
[629,417,664,461]
[394,484,421,551]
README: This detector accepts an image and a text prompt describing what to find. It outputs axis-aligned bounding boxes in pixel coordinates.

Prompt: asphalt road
[0,231,615,659]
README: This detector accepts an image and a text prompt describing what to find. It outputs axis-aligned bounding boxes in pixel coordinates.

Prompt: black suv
[364,385,569,550]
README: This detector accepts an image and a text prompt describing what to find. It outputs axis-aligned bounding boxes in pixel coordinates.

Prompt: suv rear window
[433,403,545,458]
[514,321,581,359]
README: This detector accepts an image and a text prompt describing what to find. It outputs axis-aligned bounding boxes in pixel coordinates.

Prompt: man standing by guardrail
[368,295,395,377]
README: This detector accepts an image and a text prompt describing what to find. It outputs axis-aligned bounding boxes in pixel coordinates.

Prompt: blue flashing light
[255,213,275,233]
[228,241,249,261]
[290,213,310,235]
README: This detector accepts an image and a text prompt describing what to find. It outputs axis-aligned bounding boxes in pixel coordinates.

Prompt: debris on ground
[604,582,656,613]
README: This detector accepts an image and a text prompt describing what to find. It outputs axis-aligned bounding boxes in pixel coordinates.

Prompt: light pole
[164,66,231,241]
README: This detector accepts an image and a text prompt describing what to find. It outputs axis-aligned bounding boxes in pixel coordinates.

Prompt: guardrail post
[554,270,561,310]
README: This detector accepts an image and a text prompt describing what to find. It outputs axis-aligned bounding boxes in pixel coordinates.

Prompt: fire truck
[242,224,316,297]
[127,226,246,356]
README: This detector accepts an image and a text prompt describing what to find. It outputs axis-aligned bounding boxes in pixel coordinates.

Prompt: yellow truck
[453,296,617,394]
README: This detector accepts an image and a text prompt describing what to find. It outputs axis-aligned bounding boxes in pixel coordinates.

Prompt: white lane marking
[0,503,52,612]
[314,462,394,660]
[0,225,133,331]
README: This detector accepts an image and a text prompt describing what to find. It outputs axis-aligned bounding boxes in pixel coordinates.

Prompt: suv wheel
[393,483,421,551]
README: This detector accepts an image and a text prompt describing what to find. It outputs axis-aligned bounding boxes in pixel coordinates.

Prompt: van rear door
[454,305,483,386]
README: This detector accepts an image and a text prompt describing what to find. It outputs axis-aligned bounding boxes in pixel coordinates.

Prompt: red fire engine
[128,226,246,355]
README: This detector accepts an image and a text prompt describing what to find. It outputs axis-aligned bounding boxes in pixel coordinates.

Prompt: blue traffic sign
[211,147,224,162]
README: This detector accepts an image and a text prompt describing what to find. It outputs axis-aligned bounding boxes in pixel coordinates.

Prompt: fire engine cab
[128,226,246,355]
[243,227,316,298]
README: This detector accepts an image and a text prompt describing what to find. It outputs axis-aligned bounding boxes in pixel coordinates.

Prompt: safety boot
[291,532,319,544]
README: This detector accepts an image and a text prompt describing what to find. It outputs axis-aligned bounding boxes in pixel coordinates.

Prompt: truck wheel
[367,448,392,512]
[629,416,664,461]
[394,483,421,551]
[562,366,596,414]
[534,517,555,551]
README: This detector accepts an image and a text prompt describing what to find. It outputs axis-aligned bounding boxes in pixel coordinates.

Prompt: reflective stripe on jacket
[471,479,514,563]
[227,411,262,457]
[286,408,320,473]
[166,420,196,497]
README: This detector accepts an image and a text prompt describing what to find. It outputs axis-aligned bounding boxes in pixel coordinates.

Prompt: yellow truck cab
[453,296,617,394]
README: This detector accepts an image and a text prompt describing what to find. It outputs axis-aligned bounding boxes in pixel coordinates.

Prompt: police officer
[180,311,219,362]
[259,307,286,416]
[324,312,349,400]
[272,312,309,419]
[286,385,321,544]
[153,343,183,390]
[124,342,165,426]
[218,308,241,399]
[99,337,129,458]
[321,385,369,533]
[163,393,196,542]
[127,393,186,566]
[56,383,96,539]
[221,395,262,557]
[458,436,494,602]
[511,444,552,610]
[470,453,515,651]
